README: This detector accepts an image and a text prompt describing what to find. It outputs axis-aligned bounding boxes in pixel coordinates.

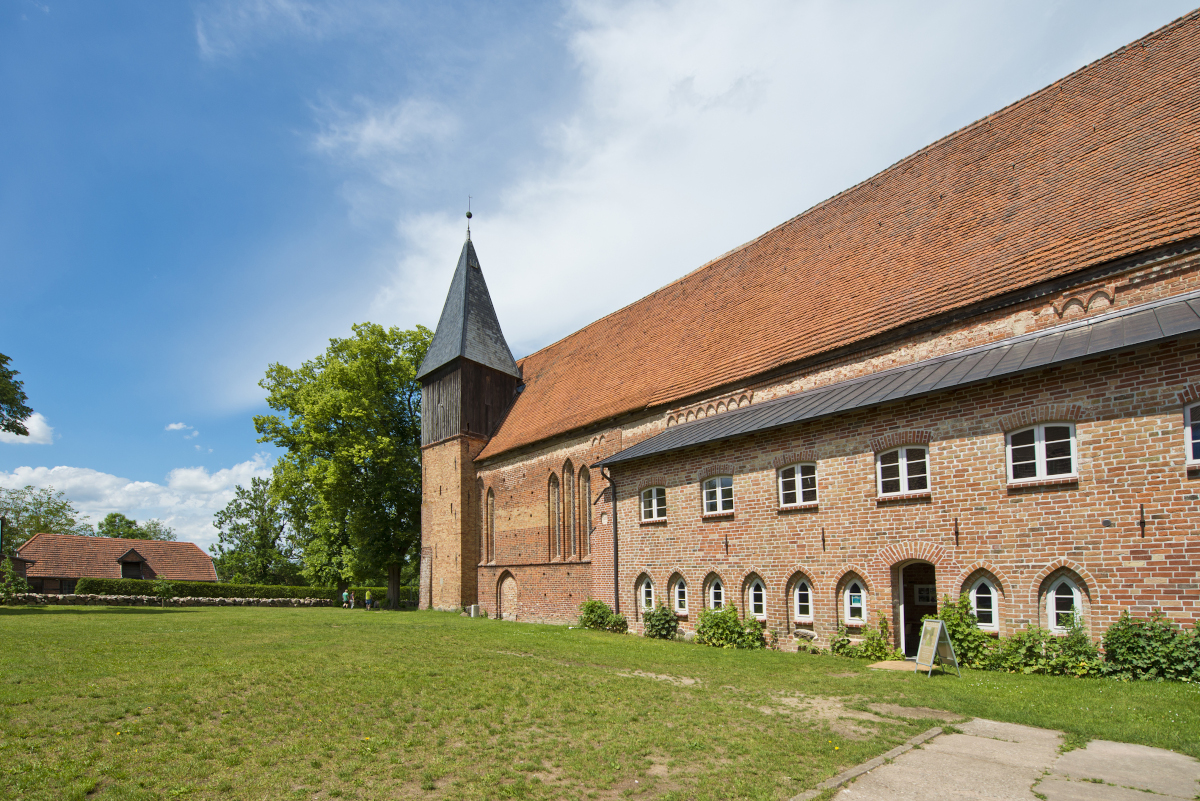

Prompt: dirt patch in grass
[867,703,963,721]
[758,695,897,740]
[617,670,701,686]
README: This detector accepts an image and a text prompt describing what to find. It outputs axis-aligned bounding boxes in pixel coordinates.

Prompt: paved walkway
[830,718,1199,801]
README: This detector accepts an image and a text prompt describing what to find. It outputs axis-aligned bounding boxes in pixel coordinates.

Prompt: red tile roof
[478,11,1200,461]
[17,533,218,582]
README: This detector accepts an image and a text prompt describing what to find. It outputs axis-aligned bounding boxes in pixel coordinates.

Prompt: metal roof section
[598,290,1200,467]
[416,238,521,380]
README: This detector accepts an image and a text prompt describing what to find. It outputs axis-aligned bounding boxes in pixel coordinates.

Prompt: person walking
[342,589,349,609]
[349,591,356,610]
[365,589,372,611]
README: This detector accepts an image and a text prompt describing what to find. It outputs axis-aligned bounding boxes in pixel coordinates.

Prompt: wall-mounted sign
[914,619,960,677]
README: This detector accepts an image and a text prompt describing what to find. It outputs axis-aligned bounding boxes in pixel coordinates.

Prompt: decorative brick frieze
[696,463,737,481]
[869,430,933,453]
[996,404,1088,433]
[772,451,818,468]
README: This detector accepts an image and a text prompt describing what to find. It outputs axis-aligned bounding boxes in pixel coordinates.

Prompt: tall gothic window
[548,473,560,560]
[485,488,495,563]
[562,460,575,557]
[578,467,592,558]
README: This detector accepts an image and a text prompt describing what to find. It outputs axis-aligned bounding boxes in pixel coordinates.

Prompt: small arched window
[779,463,817,506]
[794,580,812,622]
[702,476,734,514]
[1048,577,1082,632]
[709,579,724,609]
[639,577,655,610]
[485,488,495,563]
[877,447,928,496]
[1186,403,1200,465]
[578,467,592,557]
[674,579,688,614]
[547,473,560,559]
[563,460,575,557]
[748,580,766,619]
[843,581,865,624]
[971,578,996,631]
[641,486,667,520]
[1007,423,1076,482]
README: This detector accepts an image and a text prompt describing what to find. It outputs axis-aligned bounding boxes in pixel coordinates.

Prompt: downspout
[601,466,619,615]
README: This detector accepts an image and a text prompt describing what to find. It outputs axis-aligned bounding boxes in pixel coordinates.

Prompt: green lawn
[0,608,1196,800]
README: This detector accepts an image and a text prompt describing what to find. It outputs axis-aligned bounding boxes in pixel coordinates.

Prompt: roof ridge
[513,8,1200,369]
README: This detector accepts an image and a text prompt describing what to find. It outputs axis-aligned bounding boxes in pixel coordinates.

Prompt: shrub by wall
[642,603,679,640]
[1101,610,1200,681]
[695,605,765,649]
[74,578,395,603]
[577,599,628,633]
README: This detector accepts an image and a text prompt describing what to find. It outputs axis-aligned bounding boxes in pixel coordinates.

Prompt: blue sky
[1,0,1194,549]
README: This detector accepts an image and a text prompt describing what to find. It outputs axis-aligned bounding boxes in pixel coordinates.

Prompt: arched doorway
[497,572,518,621]
[897,561,937,656]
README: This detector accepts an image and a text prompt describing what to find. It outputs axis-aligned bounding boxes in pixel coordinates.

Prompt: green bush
[1101,610,1200,682]
[695,605,765,649]
[989,618,1101,677]
[578,599,628,634]
[831,611,904,661]
[922,593,998,669]
[73,577,394,603]
[643,603,679,640]
[1,558,30,603]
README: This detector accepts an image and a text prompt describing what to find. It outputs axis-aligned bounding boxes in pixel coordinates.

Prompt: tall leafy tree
[96,512,176,541]
[0,354,33,437]
[0,486,93,552]
[210,477,303,585]
[255,323,431,608]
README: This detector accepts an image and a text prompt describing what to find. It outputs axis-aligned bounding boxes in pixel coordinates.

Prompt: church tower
[417,237,521,610]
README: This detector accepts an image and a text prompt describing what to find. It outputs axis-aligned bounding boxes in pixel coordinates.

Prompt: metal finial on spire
[466,196,472,239]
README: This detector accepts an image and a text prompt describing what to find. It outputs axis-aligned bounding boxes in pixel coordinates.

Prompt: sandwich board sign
[914,619,961,677]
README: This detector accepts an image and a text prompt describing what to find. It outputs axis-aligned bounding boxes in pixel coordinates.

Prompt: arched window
[794,580,812,622]
[641,486,667,520]
[702,476,734,514]
[578,467,592,557]
[877,447,928,496]
[1007,423,1076,482]
[778,463,817,506]
[674,579,688,614]
[843,580,865,624]
[1048,577,1082,632]
[709,579,724,609]
[563,460,575,557]
[971,578,996,631]
[1186,403,1199,465]
[547,473,560,559]
[485,488,495,563]
[748,580,765,619]
[639,577,655,610]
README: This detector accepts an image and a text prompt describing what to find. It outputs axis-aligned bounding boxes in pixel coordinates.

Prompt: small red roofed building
[16,533,218,594]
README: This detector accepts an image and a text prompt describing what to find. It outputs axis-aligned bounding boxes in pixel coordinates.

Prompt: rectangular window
[675,582,687,613]
[779,464,817,506]
[877,447,929,495]
[848,591,863,621]
[1007,424,1076,482]
[795,582,811,620]
[640,487,667,520]
[914,585,936,605]
[703,476,734,514]
[121,562,142,580]
[1187,403,1199,464]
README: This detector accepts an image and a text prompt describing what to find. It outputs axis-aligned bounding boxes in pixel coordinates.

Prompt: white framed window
[1047,577,1082,632]
[913,585,937,606]
[640,486,667,520]
[1186,403,1200,465]
[876,447,928,496]
[748,580,765,619]
[674,579,687,614]
[702,476,734,514]
[709,579,724,609]
[639,578,655,610]
[778,463,817,506]
[843,581,865,624]
[971,579,997,631]
[794,580,812,622]
[1007,423,1077,482]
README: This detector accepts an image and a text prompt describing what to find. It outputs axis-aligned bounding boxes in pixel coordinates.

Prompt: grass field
[1,608,1197,801]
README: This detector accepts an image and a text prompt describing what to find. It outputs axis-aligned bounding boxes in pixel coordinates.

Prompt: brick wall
[420,434,486,610]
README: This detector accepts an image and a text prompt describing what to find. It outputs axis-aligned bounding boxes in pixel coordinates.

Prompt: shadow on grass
[0,606,199,615]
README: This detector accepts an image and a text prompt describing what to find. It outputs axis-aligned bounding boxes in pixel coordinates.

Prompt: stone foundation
[4,593,333,607]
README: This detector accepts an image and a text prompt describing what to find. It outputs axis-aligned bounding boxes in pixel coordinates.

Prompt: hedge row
[74,578,408,603]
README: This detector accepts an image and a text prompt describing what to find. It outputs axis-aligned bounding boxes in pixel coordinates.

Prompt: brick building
[419,13,1200,651]
[17,533,218,593]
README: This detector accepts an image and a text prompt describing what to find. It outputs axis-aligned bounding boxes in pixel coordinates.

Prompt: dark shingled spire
[416,238,520,381]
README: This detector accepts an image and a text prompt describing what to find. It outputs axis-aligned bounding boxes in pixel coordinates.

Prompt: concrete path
[830,719,1199,801]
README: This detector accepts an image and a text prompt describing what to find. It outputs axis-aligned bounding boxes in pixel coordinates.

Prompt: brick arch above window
[831,565,876,595]
[637,476,671,493]
[953,561,1010,597]
[1030,560,1097,608]
[783,565,821,592]
[869,430,932,454]
[996,404,1089,433]
[696,463,737,481]
[772,451,818,469]
[737,569,768,593]
[1177,382,1200,405]
[876,541,957,577]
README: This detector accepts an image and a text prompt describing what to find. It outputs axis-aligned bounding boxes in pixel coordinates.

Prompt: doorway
[898,562,938,656]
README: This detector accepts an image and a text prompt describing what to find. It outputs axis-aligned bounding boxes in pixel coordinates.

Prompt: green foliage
[922,593,998,668]
[74,576,389,602]
[695,604,766,649]
[831,611,904,660]
[0,353,33,437]
[0,486,93,551]
[97,512,176,541]
[210,477,303,585]
[643,603,679,640]
[256,323,431,592]
[578,599,628,633]
[0,557,30,602]
[1101,610,1200,682]
[989,618,1101,677]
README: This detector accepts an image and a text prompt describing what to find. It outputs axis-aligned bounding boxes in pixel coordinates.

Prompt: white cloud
[0,455,274,551]
[0,412,54,445]
[194,0,342,60]
[165,422,191,431]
